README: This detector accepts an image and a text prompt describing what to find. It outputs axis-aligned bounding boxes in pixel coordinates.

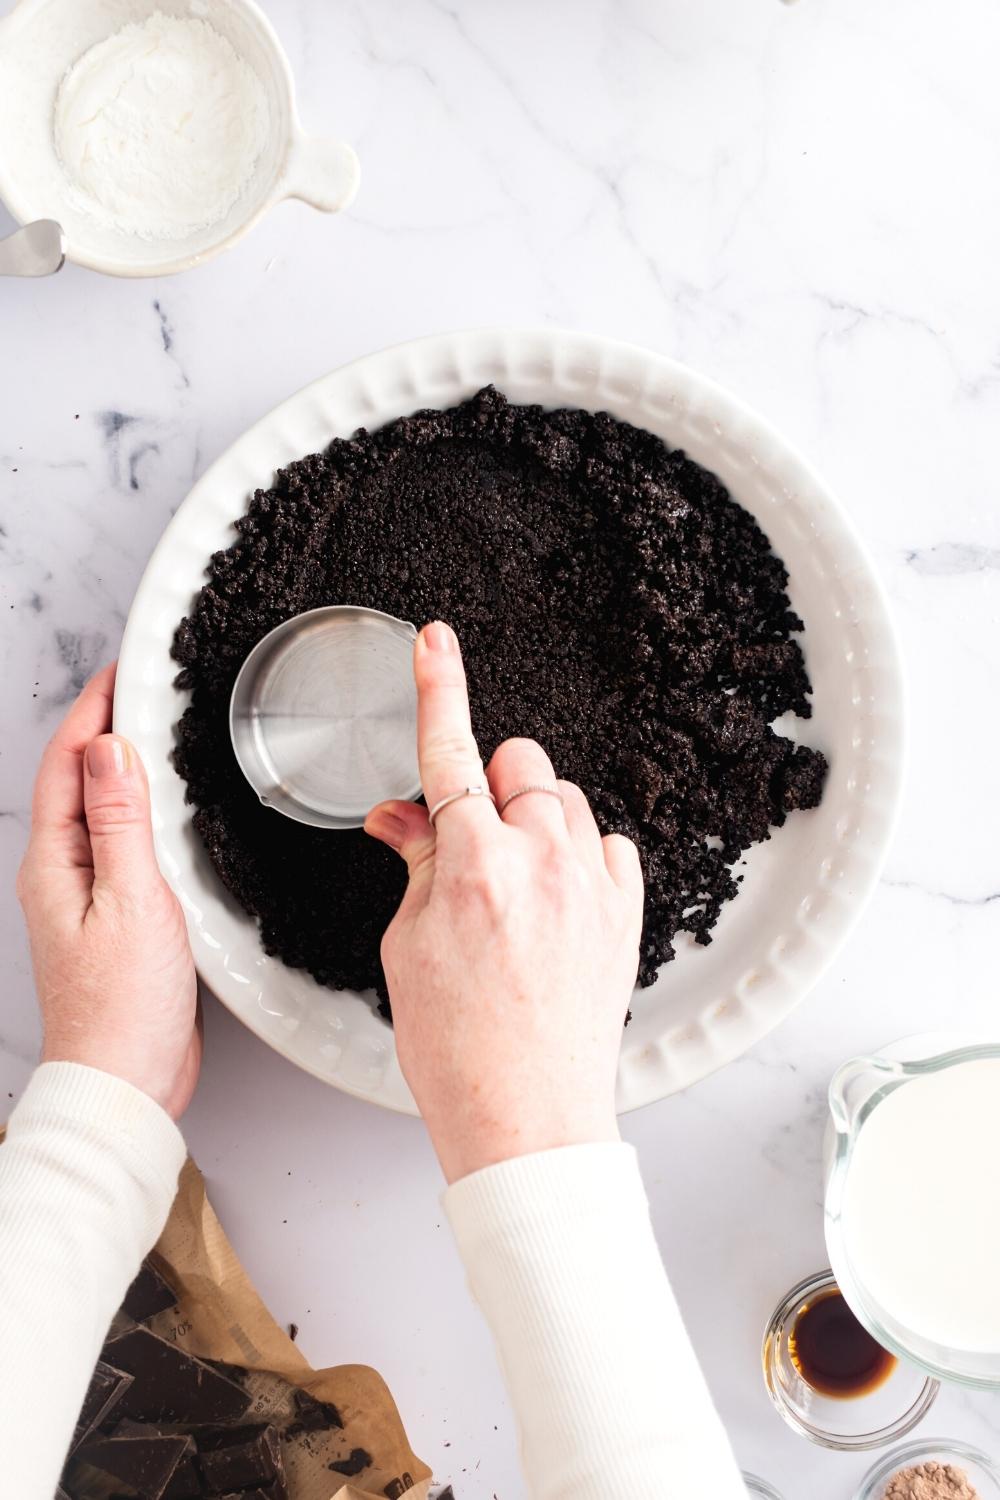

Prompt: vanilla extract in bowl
[762,1267,937,1448]
[789,1286,897,1399]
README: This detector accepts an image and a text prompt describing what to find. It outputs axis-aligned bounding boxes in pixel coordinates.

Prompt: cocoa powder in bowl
[884,1462,982,1499]
[171,387,828,1010]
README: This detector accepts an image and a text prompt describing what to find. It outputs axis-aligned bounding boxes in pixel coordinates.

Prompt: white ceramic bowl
[115,328,905,1114]
[0,0,359,277]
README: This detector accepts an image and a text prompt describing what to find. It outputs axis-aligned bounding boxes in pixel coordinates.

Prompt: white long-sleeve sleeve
[446,1142,745,1500]
[0,1062,186,1500]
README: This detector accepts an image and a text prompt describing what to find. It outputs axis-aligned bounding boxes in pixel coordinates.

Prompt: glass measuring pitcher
[825,1040,1000,1390]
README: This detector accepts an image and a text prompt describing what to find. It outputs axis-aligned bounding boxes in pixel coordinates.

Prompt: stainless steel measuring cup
[230,606,421,830]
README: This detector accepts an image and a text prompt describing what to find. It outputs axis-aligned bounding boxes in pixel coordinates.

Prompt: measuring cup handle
[282,134,360,214]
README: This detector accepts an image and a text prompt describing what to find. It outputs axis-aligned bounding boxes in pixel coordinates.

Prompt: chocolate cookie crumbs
[283,1388,343,1437]
[328,1447,373,1476]
[172,387,827,1008]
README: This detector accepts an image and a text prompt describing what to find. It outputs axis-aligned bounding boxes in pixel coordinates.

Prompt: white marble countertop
[2,1,1000,1495]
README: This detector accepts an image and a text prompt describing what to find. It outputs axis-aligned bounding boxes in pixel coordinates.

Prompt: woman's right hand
[365,622,643,1184]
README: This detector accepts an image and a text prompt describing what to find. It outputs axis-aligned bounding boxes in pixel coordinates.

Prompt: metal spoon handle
[0,220,65,277]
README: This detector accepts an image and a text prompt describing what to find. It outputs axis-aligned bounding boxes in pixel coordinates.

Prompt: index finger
[31,663,117,850]
[415,622,498,834]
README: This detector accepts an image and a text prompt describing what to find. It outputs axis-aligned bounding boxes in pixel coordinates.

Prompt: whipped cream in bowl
[0,0,360,277]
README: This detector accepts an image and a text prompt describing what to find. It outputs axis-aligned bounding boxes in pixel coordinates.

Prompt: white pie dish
[115,328,905,1114]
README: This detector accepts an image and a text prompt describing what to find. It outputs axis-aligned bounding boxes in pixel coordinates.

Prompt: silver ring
[498,784,565,816]
[428,784,497,827]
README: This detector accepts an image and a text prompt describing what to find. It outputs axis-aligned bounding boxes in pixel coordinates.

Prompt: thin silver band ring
[428,784,497,827]
[498,784,565,817]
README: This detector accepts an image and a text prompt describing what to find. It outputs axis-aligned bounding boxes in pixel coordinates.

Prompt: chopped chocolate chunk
[103,1327,249,1425]
[72,1361,134,1451]
[67,1433,192,1500]
[329,1447,372,1476]
[283,1387,343,1436]
[200,1357,249,1386]
[111,1425,202,1500]
[172,387,828,1003]
[161,1455,203,1500]
[195,1424,283,1493]
[214,1492,281,1500]
[112,1419,180,1439]
[122,1259,178,1323]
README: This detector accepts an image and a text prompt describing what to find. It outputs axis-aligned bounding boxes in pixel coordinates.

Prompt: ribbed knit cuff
[0,1064,187,1500]
[443,1142,745,1500]
[7,1061,186,1237]
[445,1141,643,1250]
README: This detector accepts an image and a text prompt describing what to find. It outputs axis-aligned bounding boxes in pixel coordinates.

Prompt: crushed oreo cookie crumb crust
[172,387,827,1009]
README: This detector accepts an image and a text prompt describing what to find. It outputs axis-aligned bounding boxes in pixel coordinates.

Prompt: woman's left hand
[17,664,201,1120]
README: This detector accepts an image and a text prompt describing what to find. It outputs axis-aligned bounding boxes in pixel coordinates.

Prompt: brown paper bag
[139,1158,432,1500]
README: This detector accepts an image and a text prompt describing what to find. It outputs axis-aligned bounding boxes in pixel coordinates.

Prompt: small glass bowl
[743,1473,785,1499]
[856,1439,1000,1498]
[762,1269,939,1450]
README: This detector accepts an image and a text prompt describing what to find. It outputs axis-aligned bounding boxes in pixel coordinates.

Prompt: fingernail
[86,735,128,779]
[423,621,456,653]
[366,810,407,851]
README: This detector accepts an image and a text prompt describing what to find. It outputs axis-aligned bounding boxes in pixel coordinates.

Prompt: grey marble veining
[2,1,1000,1496]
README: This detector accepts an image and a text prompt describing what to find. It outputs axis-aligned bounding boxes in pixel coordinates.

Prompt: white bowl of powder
[0,0,360,276]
